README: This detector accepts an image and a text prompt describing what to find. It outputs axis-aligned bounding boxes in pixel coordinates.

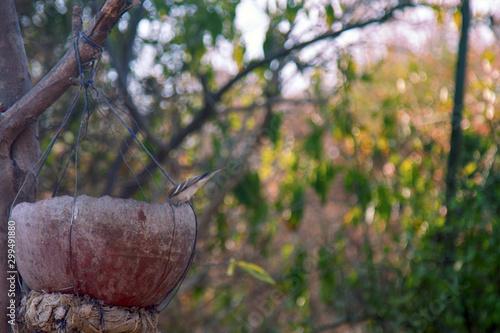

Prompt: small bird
[168,168,224,206]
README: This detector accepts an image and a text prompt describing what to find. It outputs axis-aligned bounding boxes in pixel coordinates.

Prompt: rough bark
[0,0,139,331]
[0,1,38,331]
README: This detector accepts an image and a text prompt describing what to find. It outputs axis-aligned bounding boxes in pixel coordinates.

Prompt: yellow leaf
[281,243,294,260]
[228,113,242,131]
[464,162,477,176]
[453,10,462,29]
[233,44,245,68]
[227,258,236,277]
[235,260,276,285]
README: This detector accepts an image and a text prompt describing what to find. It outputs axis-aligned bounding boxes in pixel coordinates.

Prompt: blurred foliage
[14,0,500,331]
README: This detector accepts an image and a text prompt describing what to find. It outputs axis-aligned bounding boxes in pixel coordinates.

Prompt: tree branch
[0,0,140,156]
[117,1,417,198]
[219,97,324,114]
[216,1,417,99]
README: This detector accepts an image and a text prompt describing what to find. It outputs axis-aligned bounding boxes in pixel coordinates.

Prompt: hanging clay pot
[11,195,197,308]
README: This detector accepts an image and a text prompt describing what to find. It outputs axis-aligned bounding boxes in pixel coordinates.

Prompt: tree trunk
[443,0,470,270]
[0,1,40,332]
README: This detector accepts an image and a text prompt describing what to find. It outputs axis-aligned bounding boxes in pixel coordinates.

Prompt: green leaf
[286,0,301,24]
[232,172,269,244]
[227,258,236,276]
[305,122,324,160]
[317,246,337,305]
[233,172,262,206]
[283,248,308,300]
[268,112,282,144]
[234,260,276,285]
[289,184,305,229]
[344,170,371,209]
[376,185,392,221]
[311,162,339,203]
[206,10,223,43]
[326,4,334,27]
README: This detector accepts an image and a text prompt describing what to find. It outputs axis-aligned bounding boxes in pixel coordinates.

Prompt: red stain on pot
[137,209,147,226]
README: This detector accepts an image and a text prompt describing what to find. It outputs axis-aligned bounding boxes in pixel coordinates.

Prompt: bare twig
[71,6,83,40]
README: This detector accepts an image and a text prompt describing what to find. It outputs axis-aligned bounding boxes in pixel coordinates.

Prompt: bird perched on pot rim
[168,168,224,206]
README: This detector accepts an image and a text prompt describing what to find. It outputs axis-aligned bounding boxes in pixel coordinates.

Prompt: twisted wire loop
[74,31,103,88]
[73,30,176,187]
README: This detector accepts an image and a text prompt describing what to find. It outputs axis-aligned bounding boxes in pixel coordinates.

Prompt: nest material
[16,291,158,333]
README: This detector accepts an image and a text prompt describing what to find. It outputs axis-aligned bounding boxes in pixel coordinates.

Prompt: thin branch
[215,1,417,99]
[71,6,83,40]
[219,97,324,114]
[124,3,144,66]
[0,0,140,155]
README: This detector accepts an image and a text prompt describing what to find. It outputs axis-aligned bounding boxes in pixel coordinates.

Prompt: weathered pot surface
[11,195,197,308]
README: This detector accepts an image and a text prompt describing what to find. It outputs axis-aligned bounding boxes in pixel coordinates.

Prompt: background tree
[2,0,500,332]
